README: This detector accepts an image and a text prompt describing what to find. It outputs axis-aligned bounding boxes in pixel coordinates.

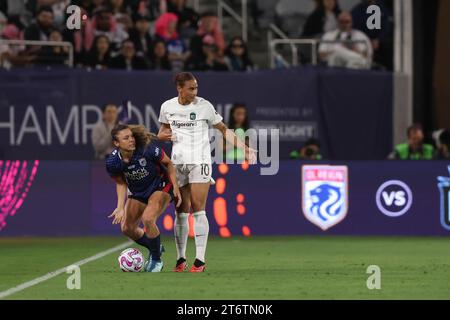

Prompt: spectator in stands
[318,11,372,69]
[185,34,228,71]
[351,0,393,70]
[73,0,107,17]
[128,14,153,60]
[49,0,72,28]
[189,12,225,59]
[109,39,148,70]
[1,1,34,29]
[155,12,189,71]
[128,0,167,21]
[388,124,435,160]
[86,34,112,69]
[63,6,94,67]
[92,7,128,53]
[92,103,118,160]
[290,138,323,160]
[35,29,70,66]
[433,129,450,160]
[107,0,132,32]
[302,0,341,38]
[24,6,55,41]
[167,0,199,39]
[224,36,254,72]
[0,23,31,68]
[148,39,171,70]
[225,103,251,162]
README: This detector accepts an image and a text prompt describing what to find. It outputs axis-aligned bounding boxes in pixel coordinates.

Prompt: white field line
[0,240,133,299]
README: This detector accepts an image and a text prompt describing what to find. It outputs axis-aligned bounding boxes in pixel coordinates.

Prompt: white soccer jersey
[158,96,223,164]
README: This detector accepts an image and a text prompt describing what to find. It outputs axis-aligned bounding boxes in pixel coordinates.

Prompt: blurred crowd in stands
[0,0,254,71]
[274,0,393,70]
[0,0,394,71]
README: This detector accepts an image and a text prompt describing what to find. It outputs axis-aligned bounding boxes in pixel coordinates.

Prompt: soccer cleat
[188,264,206,273]
[173,258,188,272]
[144,244,165,272]
[189,259,206,273]
[145,259,164,272]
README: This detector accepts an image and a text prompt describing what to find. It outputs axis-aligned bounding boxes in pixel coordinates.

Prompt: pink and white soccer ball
[118,248,145,272]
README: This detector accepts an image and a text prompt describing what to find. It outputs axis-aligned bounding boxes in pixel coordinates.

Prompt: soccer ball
[118,248,145,272]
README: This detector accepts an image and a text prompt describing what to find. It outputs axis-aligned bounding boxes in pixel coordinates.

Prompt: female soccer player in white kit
[158,72,256,272]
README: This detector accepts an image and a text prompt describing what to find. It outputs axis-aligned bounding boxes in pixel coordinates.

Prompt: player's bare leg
[141,191,171,272]
[121,199,156,257]
[189,182,210,272]
[173,184,191,272]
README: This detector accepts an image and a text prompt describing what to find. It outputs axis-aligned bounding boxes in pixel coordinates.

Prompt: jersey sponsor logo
[302,165,349,231]
[124,168,149,181]
[438,166,450,230]
[171,120,197,129]
[139,158,147,167]
[190,112,196,120]
[375,180,413,217]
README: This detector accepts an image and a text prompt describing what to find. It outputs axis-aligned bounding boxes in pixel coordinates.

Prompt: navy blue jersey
[105,144,168,200]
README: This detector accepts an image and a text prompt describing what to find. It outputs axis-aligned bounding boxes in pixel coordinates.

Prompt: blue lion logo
[309,184,343,222]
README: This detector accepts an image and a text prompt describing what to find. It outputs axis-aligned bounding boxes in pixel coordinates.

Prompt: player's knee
[191,201,205,212]
[142,215,157,228]
[177,203,190,214]
[121,223,134,237]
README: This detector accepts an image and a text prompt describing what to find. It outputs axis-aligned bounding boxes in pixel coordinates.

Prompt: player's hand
[245,147,258,165]
[108,208,124,225]
[173,187,182,208]
[158,131,177,142]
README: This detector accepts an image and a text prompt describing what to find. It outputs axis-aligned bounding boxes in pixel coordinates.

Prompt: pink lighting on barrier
[0,160,39,230]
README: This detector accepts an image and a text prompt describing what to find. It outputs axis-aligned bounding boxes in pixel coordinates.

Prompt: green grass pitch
[1,236,449,300]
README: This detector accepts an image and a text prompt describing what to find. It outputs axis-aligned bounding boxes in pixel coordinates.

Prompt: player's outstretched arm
[108,175,127,225]
[213,122,257,164]
[160,154,182,207]
[157,123,176,142]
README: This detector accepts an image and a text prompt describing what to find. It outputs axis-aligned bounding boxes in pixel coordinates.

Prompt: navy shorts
[128,180,174,205]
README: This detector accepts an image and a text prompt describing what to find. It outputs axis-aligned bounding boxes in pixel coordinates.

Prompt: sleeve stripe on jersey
[158,149,166,162]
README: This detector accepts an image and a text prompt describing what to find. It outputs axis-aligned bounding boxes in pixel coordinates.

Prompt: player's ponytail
[129,124,157,149]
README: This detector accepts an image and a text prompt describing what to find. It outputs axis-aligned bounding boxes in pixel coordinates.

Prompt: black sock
[176,257,186,266]
[149,234,161,261]
[135,233,153,256]
[194,259,205,268]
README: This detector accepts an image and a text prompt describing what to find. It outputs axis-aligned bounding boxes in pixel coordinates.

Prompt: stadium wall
[0,67,393,160]
[1,161,449,237]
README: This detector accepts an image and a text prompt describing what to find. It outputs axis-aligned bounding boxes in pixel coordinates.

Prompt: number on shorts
[201,164,210,176]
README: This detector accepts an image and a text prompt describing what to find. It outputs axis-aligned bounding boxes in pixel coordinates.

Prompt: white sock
[174,212,189,260]
[193,211,209,263]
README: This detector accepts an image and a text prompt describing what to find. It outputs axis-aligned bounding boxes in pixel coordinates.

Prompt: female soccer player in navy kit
[106,124,181,272]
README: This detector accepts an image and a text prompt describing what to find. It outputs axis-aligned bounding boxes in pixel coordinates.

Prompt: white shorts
[175,164,212,188]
